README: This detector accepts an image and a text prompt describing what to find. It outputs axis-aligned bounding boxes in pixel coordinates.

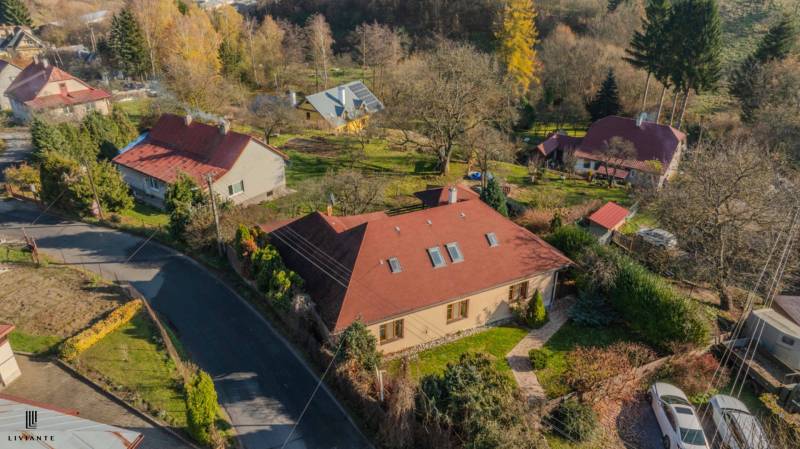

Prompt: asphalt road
[0,199,372,449]
[0,129,32,182]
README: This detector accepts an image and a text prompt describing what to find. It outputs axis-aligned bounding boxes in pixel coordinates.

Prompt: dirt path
[0,260,126,338]
[506,296,575,405]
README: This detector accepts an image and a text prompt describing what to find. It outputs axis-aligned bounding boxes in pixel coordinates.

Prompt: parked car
[637,228,678,248]
[649,383,709,449]
[709,395,770,449]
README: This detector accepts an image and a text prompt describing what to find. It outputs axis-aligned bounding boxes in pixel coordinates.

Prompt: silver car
[649,382,710,449]
[709,395,770,449]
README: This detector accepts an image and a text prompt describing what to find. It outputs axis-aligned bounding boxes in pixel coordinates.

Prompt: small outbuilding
[745,308,800,371]
[586,201,630,243]
[298,80,384,133]
[0,323,21,388]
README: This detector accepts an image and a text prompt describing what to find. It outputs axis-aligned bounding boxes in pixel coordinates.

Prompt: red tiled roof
[592,162,630,179]
[577,116,685,173]
[5,61,110,109]
[413,185,479,208]
[0,323,14,340]
[262,188,572,332]
[113,114,287,185]
[588,202,630,230]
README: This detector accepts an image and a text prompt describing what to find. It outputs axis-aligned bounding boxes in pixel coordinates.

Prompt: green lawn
[386,325,529,382]
[512,170,632,208]
[620,209,659,235]
[534,321,649,398]
[8,330,61,354]
[77,311,188,427]
[118,202,169,227]
[0,245,33,264]
[517,122,588,145]
[114,97,154,127]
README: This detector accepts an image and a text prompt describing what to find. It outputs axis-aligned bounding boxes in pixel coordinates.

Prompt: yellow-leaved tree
[163,3,222,109]
[496,0,540,95]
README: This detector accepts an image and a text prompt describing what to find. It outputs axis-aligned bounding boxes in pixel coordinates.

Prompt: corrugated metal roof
[304,81,384,128]
[587,202,630,230]
[0,394,143,449]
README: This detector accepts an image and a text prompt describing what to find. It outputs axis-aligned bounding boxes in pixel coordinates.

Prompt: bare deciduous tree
[248,96,298,144]
[349,22,407,95]
[463,125,515,189]
[655,137,797,311]
[387,40,516,174]
[597,137,636,187]
[305,14,334,90]
[322,169,386,215]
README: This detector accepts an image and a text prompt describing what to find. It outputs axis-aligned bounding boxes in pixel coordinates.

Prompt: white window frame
[486,232,499,247]
[144,176,160,191]
[445,242,464,263]
[427,246,446,268]
[388,257,402,273]
[228,180,245,197]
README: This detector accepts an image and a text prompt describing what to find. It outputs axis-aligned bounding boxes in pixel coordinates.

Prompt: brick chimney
[448,186,458,204]
[219,120,230,135]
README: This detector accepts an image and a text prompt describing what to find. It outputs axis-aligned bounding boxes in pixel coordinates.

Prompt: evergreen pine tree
[754,14,798,63]
[480,178,509,217]
[624,0,671,114]
[667,0,722,129]
[586,69,622,121]
[30,117,67,159]
[165,173,206,240]
[730,15,797,121]
[108,8,150,79]
[218,37,244,79]
[496,0,539,95]
[0,0,32,26]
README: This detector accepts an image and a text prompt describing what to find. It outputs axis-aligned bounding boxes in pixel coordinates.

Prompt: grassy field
[118,202,169,227]
[0,245,34,264]
[534,321,650,398]
[385,325,529,382]
[517,122,588,145]
[77,310,188,427]
[511,170,631,208]
[619,209,659,235]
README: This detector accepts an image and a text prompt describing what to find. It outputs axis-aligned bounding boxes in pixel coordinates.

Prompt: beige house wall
[0,339,21,387]
[367,270,557,354]
[213,140,287,206]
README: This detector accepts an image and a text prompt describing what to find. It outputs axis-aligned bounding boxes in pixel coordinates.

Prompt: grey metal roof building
[301,80,384,128]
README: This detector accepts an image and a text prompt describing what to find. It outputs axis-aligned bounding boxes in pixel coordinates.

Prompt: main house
[536,115,686,187]
[113,114,288,208]
[298,80,384,132]
[5,59,111,122]
[261,185,572,353]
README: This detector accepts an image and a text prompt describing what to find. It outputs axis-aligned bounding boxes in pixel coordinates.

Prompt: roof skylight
[427,247,446,268]
[486,232,499,247]
[388,257,402,273]
[445,242,464,263]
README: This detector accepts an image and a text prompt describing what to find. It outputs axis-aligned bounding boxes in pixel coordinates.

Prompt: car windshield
[662,395,690,405]
[680,428,706,445]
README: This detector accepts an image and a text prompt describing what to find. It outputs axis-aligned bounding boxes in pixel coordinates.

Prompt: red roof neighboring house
[588,202,630,231]
[261,186,572,333]
[113,114,287,185]
[5,60,110,111]
[537,116,686,175]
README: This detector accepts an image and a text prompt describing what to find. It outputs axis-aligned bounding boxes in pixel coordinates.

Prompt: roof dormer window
[388,257,402,273]
[427,247,446,268]
[445,242,464,263]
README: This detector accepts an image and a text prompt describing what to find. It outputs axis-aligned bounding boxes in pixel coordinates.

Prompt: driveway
[0,199,371,449]
[0,128,32,181]
[3,354,193,449]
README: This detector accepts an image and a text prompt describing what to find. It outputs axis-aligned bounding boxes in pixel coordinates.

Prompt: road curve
[0,199,372,449]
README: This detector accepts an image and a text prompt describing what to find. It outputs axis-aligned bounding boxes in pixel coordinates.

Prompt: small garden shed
[745,308,800,371]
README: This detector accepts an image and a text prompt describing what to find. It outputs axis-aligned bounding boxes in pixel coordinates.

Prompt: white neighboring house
[0,60,21,110]
[113,113,288,209]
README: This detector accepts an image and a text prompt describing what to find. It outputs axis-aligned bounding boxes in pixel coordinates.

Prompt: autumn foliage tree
[496,0,540,95]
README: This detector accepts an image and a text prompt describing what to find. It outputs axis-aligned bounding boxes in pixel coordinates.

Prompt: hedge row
[60,299,143,361]
[545,225,709,351]
[610,257,709,350]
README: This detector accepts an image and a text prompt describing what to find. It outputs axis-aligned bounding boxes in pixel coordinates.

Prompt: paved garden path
[506,296,575,405]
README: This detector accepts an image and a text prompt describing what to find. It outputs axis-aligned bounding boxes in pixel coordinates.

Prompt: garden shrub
[185,369,218,445]
[610,256,709,351]
[528,290,548,328]
[544,225,597,259]
[60,299,143,360]
[338,320,381,371]
[659,353,727,404]
[570,289,616,327]
[564,342,655,394]
[529,348,548,370]
[248,243,303,309]
[552,398,597,441]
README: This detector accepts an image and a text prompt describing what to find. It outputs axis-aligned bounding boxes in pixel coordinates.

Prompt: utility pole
[82,160,104,221]
[205,174,223,257]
